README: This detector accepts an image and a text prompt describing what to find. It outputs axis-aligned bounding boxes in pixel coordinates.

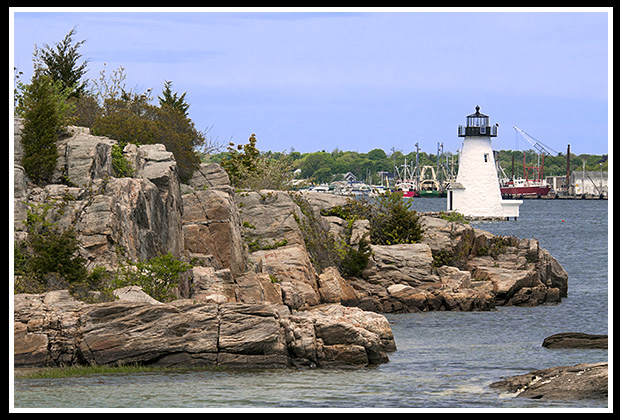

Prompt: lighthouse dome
[458,105,497,137]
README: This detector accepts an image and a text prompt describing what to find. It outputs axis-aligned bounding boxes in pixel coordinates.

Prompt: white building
[571,170,608,197]
[446,106,522,219]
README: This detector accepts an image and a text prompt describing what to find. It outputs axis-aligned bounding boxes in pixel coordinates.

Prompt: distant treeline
[208,147,608,184]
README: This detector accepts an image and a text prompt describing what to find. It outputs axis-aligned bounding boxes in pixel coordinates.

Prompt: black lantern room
[458,105,497,137]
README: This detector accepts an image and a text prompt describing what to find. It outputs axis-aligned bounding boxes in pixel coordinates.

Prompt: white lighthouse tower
[446,106,522,219]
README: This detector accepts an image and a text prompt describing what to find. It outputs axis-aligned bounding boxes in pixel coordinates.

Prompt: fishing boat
[500,177,551,197]
[394,156,419,198]
[417,165,443,197]
[395,179,419,197]
[499,126,556,198]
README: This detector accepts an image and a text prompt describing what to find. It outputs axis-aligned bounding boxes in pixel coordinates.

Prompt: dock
[503,194,608,200]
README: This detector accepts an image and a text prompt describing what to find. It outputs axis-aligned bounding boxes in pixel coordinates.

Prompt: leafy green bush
[14,202,89,294]
[111,143,136,178]
[110,253,192,302]
[67,93,102,128]
[91,91,204,183]
[289,192,371,278]
[220,134,294,190]
[325,192,424,246]
[438,211,469,224]
[369,192,424,245]
[337,238,371,278]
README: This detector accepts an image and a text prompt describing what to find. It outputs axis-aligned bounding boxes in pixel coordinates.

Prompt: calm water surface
[13,198,609,409]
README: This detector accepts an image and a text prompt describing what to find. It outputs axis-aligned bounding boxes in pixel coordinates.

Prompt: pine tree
[158,80,189,116]
[20,74,71,185]
[35,27,89,98]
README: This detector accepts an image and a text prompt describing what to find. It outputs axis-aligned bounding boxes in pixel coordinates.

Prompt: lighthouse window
[484,153,489,163]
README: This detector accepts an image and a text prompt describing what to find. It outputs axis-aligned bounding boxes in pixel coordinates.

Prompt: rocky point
[13,119,571,370]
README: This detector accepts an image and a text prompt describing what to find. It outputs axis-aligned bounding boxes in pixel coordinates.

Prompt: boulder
[56,126,116,188]
[468,263,539,305]
[386,284,435,312]
[317,266,359,306]
[490,362,608,400]
[249,246,321,308]
[364,243,439,287]
[191,266,236,304]
[78,300,221,367]
[300,304,396,367]
[217,302,289,367]
[187,162,231,191]
[536,248,569,297]
[182,188,247,276]
[14,291,84,367]
[236,190,306,249]
[181,162,247,276]
[233,271,283,305]
[132,144,185,258]
[113,286,162,305]
[300,190,349,214]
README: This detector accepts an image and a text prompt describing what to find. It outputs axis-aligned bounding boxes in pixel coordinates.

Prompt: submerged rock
[542,332,608,349]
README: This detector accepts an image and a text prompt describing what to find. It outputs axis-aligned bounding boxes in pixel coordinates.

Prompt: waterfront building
[571,170,608,197]
[446,106,522,219]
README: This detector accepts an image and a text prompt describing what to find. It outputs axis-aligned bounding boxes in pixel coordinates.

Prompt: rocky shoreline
[12,121,605,399]
[14,290,395,369]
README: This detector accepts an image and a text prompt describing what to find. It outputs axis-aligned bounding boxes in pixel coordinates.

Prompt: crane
[512,126,559,183]
[513,126,560,156]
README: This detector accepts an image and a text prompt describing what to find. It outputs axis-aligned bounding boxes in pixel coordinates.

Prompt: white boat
[308,183,330,193]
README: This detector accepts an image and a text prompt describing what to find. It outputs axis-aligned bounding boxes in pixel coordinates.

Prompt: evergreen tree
[158,80,189,116]
[19,73,72,185]
[35,27,89,98]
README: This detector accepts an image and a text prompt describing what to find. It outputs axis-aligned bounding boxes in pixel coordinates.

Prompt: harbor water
[13,198,609,410]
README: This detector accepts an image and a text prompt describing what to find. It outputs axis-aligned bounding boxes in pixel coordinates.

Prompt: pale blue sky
[11,8,611,155]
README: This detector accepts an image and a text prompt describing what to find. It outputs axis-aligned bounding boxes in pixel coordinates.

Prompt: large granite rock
[13,290,396,369]
[13,124,185,269]
[182,189,247,276]
[236,190,307,250]
[363,243,439,286]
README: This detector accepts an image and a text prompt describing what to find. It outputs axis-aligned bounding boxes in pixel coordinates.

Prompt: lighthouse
[446,106,522,219]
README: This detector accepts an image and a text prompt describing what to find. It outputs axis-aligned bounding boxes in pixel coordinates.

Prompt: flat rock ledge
[14,290,395,370]
[489,362,608,401]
